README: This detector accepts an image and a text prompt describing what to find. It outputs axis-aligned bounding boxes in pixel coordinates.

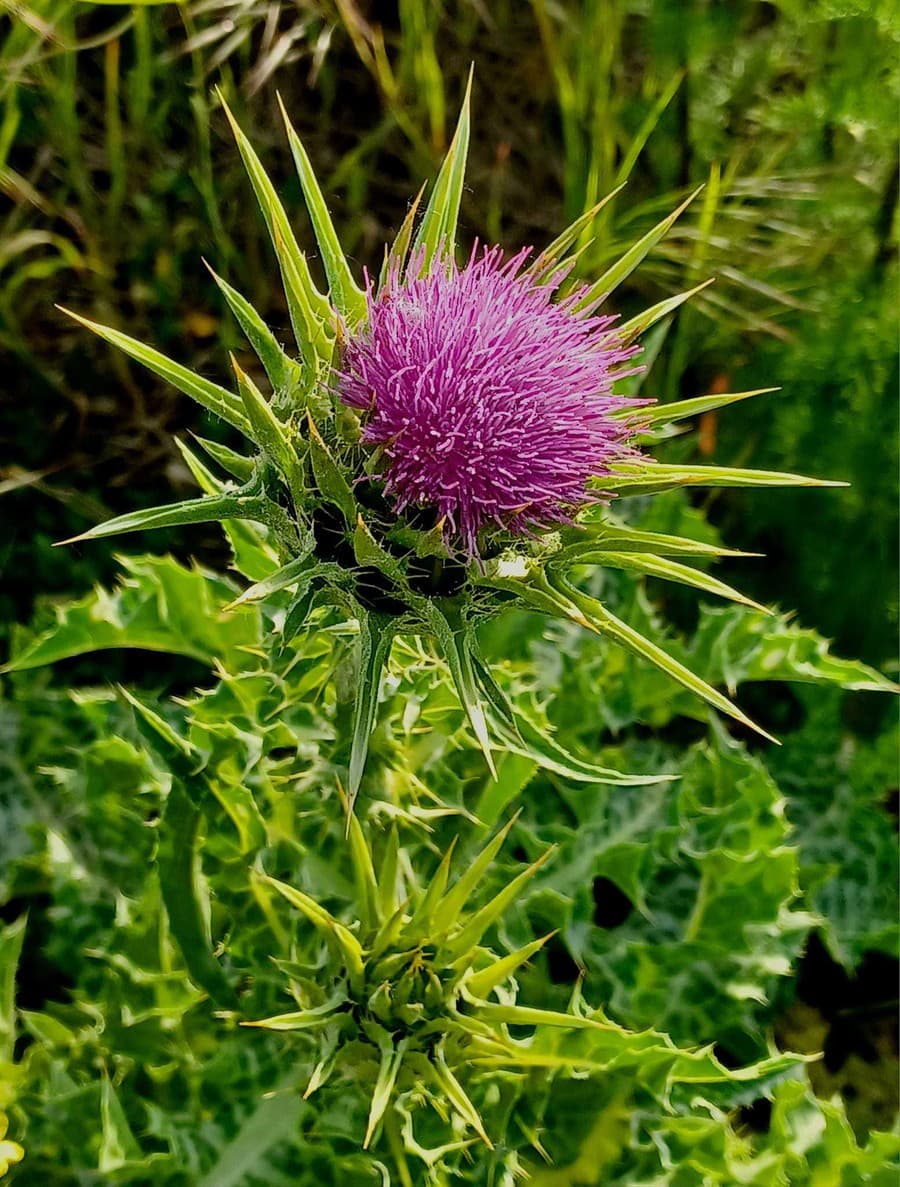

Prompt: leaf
[687,605,897,696]
[563,521,754,560]
[430,1042,492,1147]
[119,686,199,782]
[230,356,300,494]
[474,1002,615,1031]
[57,490,277,547]
[573,187,703,311]
[157,781,238,1007]
[442,847,555,959]
[219,94,332,371]
[621,387,778,428]
[492,712,666,787]
[278,95,367,325]
[364,1027,407,1149]
[58,307,250,434]
[377,826,401,921]
[410,69,472,272]
[205,261,300,402]
[0,916,25,1064]
[617,280,714,343]
[175,439,280,583]
[307,413,358,523]
[601,461,845,497]
[342,795,380,930]
[190,434,255,484]
[423,607,495,777]
[380,183,426,287]
[98,1077,143,1172]
[225,553,315,610]
[2,555,261,673]
[431,814,521,938]
[400,839,457,943]
[242,994,346,1032]
[583,550,770,613]
[524,185,626,280]
[466,933,555,1000]
[196,1075,307,1187]
[261,875,365,983]
[542,571,775,743]
[348,612,396,807]
[352,515,405,582]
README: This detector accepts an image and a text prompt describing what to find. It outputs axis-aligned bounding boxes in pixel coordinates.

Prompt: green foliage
[1,2,897,1181]
[1,540,895,1181]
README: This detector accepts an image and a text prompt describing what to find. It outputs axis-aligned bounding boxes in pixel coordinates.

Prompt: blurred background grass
[1,0,896,669]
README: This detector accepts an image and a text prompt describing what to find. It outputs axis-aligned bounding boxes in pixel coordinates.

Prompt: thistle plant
[32,79,881,1176]
[60,82,838,807]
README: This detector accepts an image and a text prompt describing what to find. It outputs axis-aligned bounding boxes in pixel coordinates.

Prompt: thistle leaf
[431,814,521,938]
[621,387,778,428]
[190,436,256,484]
[466,933,555,1000]
[119,685,199,781]
[278,95,367,326]
[58,307,250,434]
[580,550,770,613]
[377,825,401,920]
[524,185,626,281]
[242,991,347,1032]
[260,875,365,982]
[617,280,714,343]
[423,607,496,777]
[57,490,274,546]
[348,612,396,807]
[544,571,776,743]
[400,839,457,943]
[280,577,321,647]
[601,461,846,497]
[204,261,301,402]
[307,413,358,523]
[230,356,298,486]
[380,182,426,288]
[364,1027,408,1149]
[430,1043,492,1147]
[474,1002,614,1030]
[411,69,472,272]
[123,685,266,855]
[442,846,555,960]
[492,712,667,787]
[341,788,380,930]
[158,781,238,1008]
[219,95,332,369]
[352,515,406,581]
[176,440,280,584]
[225,553,315,610]
[563,522,754,560]
[573,187,703,311]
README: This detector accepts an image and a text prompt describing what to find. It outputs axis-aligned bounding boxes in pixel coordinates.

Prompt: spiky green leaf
[278,95,367,325]
[205,262,301,403]
[410,71,472,272]
[573,187,703,311]
[58,307,250,434]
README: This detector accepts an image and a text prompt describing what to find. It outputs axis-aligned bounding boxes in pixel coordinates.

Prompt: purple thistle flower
[338,245,645,555]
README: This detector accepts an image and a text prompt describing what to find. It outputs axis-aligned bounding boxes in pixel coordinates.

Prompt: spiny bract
[61,80,838,803]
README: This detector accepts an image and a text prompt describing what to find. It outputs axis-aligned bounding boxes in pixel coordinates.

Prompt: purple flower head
[338,245,645,555]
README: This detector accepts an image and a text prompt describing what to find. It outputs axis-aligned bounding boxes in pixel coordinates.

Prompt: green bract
[57,87,844,805]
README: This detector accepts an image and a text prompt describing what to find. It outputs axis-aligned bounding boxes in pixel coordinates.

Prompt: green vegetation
[0,1,896,1182]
